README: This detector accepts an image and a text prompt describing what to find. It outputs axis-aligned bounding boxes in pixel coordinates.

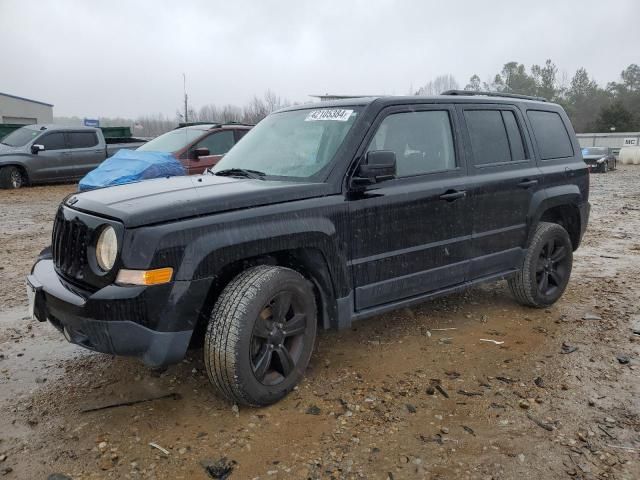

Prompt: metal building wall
[0,93,54,124]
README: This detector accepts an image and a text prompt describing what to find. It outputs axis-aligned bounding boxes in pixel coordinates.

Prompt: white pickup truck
[0,124,146,189]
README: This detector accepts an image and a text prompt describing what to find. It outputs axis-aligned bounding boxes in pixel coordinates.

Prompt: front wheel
[204,265,317,406]
[509,222,573,308]
[0,166,25,189]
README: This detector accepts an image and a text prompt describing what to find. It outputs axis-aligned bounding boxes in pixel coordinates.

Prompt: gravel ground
[0,169,638,480]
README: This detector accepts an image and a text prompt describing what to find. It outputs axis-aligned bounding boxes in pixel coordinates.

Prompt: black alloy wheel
[250,290,309,385]
[509,222,573,308]
[204,265,317,406]
[535,237,570,297]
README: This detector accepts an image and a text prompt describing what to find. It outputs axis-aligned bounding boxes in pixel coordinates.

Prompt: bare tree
[415,74,459,95]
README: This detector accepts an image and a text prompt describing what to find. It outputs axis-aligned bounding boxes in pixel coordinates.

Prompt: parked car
[0,125,146,189]
[581,146,617,173]
[28,92,589,407]
[136,123,252,174]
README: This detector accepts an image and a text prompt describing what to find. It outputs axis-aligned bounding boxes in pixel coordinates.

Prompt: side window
[366,110,456,177]
[39,133,67,150]
[196,130,235,155]
[464,110,511,165]
[69,132,99,149]
[502,111,526,161]
[527,110,573,160]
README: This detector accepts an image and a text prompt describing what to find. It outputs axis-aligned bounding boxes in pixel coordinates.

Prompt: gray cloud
[1,0,638,118]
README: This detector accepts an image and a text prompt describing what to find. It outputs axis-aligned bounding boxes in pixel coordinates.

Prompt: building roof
[0,91,54,107]
[576,132,640,137]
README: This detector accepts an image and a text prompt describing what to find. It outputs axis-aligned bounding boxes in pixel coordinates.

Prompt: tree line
[54,90,291,137]
[55,62,639,137]
[458,61,640,133]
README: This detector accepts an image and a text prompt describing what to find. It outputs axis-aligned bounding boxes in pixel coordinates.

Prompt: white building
[576,132,640,154]
[0,92,54,125]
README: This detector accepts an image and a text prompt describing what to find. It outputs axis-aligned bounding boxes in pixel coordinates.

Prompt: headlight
[96,226,117,271]
[597,157,606,164]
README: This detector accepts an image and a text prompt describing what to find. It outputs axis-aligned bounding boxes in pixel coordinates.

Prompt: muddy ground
[0,169,638,480]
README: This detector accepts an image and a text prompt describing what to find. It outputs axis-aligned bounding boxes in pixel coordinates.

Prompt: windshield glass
[582,147,608,156]
[1,126,41,147]
[137,128,205,153]
[212,107,360,179]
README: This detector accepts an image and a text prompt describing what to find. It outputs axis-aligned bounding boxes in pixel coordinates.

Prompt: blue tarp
[78,150,186,191]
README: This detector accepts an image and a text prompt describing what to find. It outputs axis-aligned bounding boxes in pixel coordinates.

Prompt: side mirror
[192,147,210,159]
[31,144,45,154]
[352,150,396,186]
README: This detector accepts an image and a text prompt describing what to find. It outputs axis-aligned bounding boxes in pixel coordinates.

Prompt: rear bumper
[28,258,206,367]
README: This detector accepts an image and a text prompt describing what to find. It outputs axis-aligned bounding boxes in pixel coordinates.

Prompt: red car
[137,123,252,174]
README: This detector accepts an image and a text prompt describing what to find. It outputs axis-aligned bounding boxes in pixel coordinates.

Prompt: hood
[67,174,329,228]
[0,143,25,155]
[582,154,606,161]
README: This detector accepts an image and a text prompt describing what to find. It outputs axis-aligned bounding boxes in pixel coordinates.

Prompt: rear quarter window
[69,132,99,149]
[527,110,574,160]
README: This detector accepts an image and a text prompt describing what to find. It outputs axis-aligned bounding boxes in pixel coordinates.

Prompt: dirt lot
[0,169,638,480]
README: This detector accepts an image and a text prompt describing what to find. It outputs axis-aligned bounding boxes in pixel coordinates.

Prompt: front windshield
[137,128,205,153]
[582,147,608,155]
[1,127,41,147]
[212,107,360,179]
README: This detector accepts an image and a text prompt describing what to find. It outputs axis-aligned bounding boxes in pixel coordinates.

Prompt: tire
[0,166,25,189]
[508,222,573,308]
[602,161,609,173]
[204,265,317,406]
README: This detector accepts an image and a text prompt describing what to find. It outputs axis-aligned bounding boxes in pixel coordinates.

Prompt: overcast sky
[1,0,638,118]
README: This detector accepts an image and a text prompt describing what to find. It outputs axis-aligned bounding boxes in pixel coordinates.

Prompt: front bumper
[28,259,208,367]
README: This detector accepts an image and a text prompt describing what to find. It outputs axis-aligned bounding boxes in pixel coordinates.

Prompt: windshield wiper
[212,168,266,180]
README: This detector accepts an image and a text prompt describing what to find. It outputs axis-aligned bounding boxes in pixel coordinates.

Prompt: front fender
[183,217,349,294]
[121,199,351,297]
[0,154,31,173]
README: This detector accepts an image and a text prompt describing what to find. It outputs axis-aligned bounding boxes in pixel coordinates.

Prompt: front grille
[52,210,90,279]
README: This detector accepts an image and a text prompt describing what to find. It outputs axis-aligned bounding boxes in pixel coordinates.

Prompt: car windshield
[1,126,41,147]
[211,107,361,179]
[137,128,206,153]
[582,147,608,155]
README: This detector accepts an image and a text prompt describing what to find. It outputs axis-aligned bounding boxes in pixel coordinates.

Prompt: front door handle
[517,179,538,188]
[439,190,467,201]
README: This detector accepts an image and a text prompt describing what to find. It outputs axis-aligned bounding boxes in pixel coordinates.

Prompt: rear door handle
[517,179,538,188]
[439,190,467,201]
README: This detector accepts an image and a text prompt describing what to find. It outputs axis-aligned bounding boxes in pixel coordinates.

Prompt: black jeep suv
[28,91,589,406]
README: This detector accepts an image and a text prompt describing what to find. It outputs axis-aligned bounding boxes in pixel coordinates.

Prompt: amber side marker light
[116,267,174,286]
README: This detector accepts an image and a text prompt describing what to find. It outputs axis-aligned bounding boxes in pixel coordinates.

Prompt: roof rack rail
[176,122,222,129]
[223,121,255,127]
[441,90,548,102]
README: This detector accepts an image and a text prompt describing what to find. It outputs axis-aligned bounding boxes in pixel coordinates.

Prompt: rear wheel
[204,265,317,406]
[509,222,573,308]
[0,166,25,189]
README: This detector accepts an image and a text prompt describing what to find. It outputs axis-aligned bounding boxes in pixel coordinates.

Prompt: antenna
[183,73,188,124]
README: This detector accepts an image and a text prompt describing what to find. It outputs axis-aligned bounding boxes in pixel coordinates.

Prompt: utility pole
[183,73,188,124]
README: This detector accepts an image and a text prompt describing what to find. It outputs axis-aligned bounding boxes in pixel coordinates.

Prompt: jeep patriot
[27,92,590,406]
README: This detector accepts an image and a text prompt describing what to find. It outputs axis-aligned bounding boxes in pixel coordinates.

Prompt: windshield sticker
[305,109,354,122]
